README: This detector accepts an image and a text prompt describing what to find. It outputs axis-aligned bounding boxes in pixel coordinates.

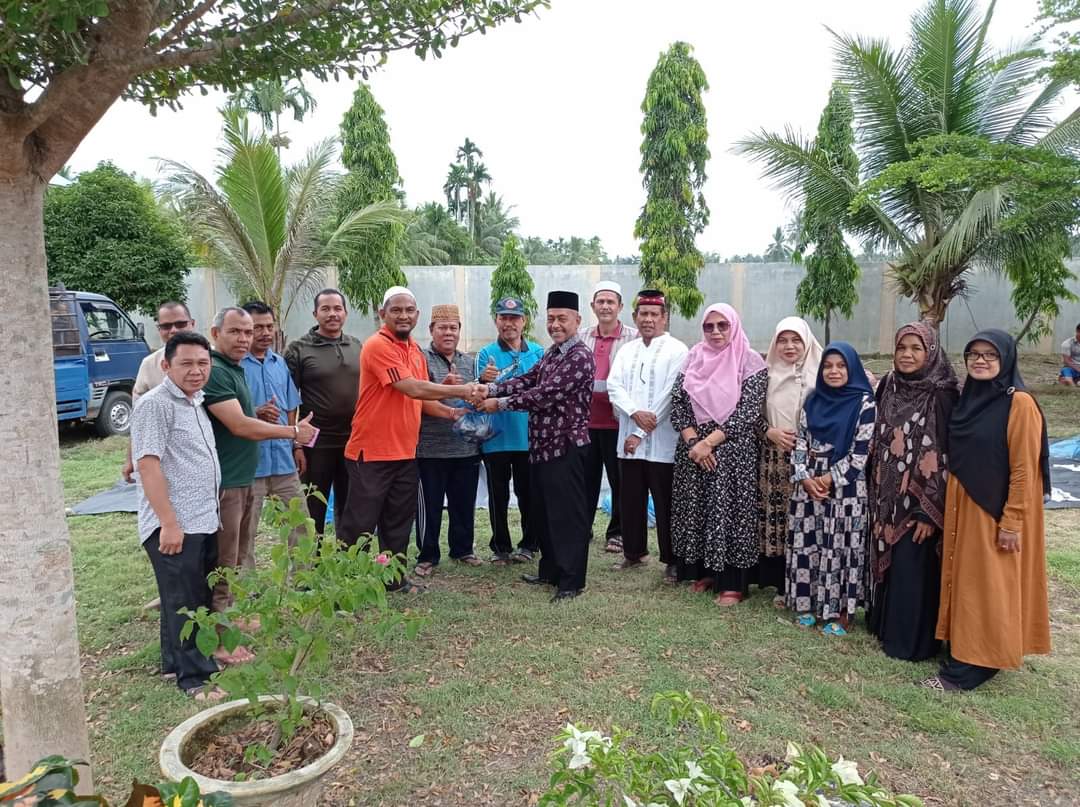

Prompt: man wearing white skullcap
[582,280,638,554]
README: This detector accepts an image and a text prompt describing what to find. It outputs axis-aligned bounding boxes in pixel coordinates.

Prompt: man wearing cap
[582,280,639,554]
[475,297,545,565]
[478,291,596,602]
[606,290,689,582]
[338,287,485,592]
[414,304,483,577]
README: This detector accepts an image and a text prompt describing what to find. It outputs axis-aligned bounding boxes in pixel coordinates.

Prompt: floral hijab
[869,322,959,582]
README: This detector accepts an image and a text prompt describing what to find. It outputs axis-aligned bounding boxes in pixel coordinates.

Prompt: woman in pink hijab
[670,303,768,605]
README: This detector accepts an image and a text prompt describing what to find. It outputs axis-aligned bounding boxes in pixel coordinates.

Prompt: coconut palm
[475,191,520,257]
[230,78,318,153]
[161,108,407,333]
[738,0,1080,323]
[763,226,793,262]
[443,163,469,223]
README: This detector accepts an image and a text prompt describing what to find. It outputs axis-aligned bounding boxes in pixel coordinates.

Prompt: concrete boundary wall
[137,261,1080,355]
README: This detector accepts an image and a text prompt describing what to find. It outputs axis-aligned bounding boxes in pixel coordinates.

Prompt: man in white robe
[606,290,689,580]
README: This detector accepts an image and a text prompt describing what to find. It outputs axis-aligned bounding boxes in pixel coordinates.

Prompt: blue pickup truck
[51,286,151,436]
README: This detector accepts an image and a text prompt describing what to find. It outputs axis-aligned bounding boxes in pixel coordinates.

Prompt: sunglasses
[157,320,191,331]
[964,350,1000,363]
[702,321,731,333]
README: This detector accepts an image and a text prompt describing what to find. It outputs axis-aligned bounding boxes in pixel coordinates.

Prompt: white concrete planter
[159,695,353,807]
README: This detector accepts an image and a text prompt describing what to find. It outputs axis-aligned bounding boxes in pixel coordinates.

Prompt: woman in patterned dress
[670,303,768,606]
[786,342,875,635]
[866,322,958,661]
[758,317,823,604]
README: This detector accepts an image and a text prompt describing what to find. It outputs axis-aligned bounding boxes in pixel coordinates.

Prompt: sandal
[612,557,645,571]
[821,622,848,637]
[714,591,744,607]
[919,675,960,692]
[772,595,786,610]
[511,548,534,563]
[689,577,715,594]
[663,563,678,584]
[185,685,227,702]
[455,554,484,567]
[490,554,512,566]
[394,578,426,594]
[604,537,623,553]
[413,561,435,577]
[796,614,817,628]
[214,645,255,666]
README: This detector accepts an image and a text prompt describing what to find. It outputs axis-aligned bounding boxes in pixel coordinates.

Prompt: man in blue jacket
[475,297,545,564]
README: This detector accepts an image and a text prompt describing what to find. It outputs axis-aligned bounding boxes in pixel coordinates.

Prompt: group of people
[128,280,1051,700]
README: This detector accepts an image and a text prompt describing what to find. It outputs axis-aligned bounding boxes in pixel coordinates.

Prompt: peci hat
[495,296,526,317]
[381,285,416,307]
[547,290,579,311]
[635,289,666,308]
[592,280,622,301]
[430,304,461,324]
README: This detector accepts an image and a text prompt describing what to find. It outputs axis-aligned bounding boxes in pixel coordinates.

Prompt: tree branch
[155,0,220,50]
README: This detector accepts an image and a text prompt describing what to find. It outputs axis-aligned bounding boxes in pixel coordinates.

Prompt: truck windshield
[80,301,139,341]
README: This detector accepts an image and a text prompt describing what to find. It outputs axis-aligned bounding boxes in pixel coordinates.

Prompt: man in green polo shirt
[204,308,315,662]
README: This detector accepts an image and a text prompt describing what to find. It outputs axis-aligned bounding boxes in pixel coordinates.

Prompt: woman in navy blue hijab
[785,342,876,636]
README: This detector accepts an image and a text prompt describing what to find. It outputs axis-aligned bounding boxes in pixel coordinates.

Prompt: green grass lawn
[61,360,1080,806]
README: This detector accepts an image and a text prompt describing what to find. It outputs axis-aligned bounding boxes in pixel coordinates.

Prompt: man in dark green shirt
[204,308,315,663]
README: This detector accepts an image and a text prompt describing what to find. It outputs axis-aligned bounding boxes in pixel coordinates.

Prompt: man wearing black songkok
[478,290,596,601]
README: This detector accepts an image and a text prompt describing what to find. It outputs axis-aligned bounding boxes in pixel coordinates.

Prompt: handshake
[463,382,500,412]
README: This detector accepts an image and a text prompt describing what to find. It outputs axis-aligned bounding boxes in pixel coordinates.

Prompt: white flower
[664,777,693,805]
[686,760,705,780]
[785,741,801,763]
[831,757,864,786]
[561,724,612,770]
[771,779,805,807]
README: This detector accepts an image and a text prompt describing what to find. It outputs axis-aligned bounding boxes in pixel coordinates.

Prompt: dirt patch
[185,708,336,781]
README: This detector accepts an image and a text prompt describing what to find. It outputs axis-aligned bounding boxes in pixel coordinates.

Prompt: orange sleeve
[1000,392,1042,535]
[363,335,418,387]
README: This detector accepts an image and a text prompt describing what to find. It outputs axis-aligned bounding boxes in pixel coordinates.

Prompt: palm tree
[465,161,492,242]
[475,191,520,257]
[738,0,1080,324]
[443,163,469,223]
[161,108,406,333]
[230,78,318,154]
[763,226,793,262]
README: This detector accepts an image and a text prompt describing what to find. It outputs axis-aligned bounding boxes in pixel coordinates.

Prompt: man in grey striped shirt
[131,331,223,700]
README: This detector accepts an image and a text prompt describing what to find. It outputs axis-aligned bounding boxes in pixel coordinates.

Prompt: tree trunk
[0,176,94,782]
[824,310,831,345]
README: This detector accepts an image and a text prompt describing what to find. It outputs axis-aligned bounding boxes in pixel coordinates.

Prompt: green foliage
[0,755,231,806]
[738,0,1080,324]
[763,226,794,262]
[1036,0,1080,86]
[182,494,424,759]
[229,78,317,151]
[634,42,710,318]
[794,83,861,341]
[3,2,549,115]
[521,236,610,265]
[162,108,406,330]
[336,83,407,314]
[400,202,479,265]
[1007,231,1078,343]
[44,163,190,316]
[490,235,537,335]
[539,692,924,807]
[475,192,520,257]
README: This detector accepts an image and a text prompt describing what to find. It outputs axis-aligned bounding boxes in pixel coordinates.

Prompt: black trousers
[619,459,674,563]
[416,456,480,564]
[938,654,999,690]
[339,458,417,586]
[867,525,942,662]
[531,444,590,591]
[585,427,622,540]
[301,443,349,536]
[483,450,536,555]
[143,530,221,692]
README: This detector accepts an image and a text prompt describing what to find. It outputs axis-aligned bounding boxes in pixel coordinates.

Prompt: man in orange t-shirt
[338,286,484,592]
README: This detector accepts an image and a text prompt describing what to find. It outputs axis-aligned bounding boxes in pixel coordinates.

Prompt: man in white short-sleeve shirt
[1059,323,1080,386]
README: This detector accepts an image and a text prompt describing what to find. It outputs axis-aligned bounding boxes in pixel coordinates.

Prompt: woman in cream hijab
[757,317,823,602]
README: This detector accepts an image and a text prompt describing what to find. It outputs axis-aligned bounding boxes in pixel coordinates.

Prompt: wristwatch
[686,437,701,448]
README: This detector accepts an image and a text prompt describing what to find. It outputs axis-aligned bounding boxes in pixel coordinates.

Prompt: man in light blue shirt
[241,301,308,565]
[475,296,545,564]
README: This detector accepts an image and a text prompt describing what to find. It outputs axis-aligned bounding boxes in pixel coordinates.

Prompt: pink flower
[375,553,390,566]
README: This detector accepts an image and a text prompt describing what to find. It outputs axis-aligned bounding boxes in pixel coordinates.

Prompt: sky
[69,0,1055,258]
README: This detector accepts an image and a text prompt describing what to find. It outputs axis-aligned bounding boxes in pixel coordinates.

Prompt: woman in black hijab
[924,330,1052,691]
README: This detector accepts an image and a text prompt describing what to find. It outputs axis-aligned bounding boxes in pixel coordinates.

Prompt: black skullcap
[546,290,579,311]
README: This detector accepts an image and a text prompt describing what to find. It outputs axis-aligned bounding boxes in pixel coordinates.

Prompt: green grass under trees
[59,359,1080,805]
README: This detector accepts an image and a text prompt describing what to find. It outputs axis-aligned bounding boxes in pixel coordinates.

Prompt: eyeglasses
[157,320,191,331]
[964,350,1000,363]
[702,321,731,333]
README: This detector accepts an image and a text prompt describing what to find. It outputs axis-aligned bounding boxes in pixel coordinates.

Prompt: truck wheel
[95,390,133,437]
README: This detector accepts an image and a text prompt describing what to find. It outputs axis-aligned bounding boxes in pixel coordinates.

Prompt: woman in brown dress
[758,317,822,602]
[925,329,1052,690]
